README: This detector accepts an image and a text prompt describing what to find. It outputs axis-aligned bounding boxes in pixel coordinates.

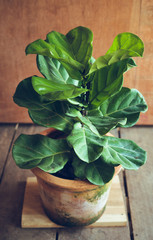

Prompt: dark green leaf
[12,134,70,173]
[67,122,104,163]
[85,158,115,185]
[32,76,87,101]
[72,155,115,185]
[101,136,147,170]
[88,115,126,135]
[100,87,148,127]
[13,78,74,131]
[88,59,135,107]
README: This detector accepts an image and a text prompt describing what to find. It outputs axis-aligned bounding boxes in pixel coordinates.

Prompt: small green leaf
[67,122,104,163]
[101,136,147,170]
[12,134,70,173]
[100,87,148,127]
[66,108,100,136]
[32,76,88,101]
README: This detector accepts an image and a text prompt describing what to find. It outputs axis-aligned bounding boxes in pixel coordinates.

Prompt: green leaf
[88,115,126,135]
[66,26,93,73]
[32,76,88,101]
[100,87,148,127]
[12,134,70,173]
[88,58,135,107]
[89,32,143,74]
[26,26,93,79]
[66,108,100,136]
[37,55,79,86]
[72,155,115,185]
[101,136,147,170]
[67,122,104,163]
[85,158,115,185]
[13,78,74,131]
[106,32,144,56]
[72,155,87,179]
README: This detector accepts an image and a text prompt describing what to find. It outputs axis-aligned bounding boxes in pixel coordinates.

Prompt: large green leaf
[88,115,126,135]
[37,55,79,86]
[89,32,143,74]
[13,78,74,131]
[72,155,115,185]
[100,87,148,127]
[88,58,135,107]
[101,136,147,170]
[26,26,93,79]
[12,134,70,173]
[32,76,87,101]
[67,122,104,163]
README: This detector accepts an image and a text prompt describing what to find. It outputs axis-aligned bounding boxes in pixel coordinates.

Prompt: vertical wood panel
[1,0,147,123]
[120,127,153,240]
[134,0,153,124]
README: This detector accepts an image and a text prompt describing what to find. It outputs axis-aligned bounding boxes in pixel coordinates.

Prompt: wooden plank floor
[0,124,152,240]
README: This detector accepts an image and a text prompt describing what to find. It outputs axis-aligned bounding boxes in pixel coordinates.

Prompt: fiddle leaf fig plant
[12,26,148,186]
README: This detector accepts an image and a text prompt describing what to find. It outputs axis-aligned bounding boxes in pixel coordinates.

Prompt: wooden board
[22,175,127,228]
[120,127,153,240]
[1,0,151,125]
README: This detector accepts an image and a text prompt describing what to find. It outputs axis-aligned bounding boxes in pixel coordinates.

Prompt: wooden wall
[0,0,152,124]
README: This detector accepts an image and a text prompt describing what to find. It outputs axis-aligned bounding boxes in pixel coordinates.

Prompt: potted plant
[12,26,148,227]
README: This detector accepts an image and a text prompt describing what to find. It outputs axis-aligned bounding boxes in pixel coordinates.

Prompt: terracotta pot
[31,128,121,227]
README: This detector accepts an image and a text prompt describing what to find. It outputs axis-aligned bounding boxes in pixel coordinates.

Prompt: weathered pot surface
[31,129,121,227]
[32,166,121,227]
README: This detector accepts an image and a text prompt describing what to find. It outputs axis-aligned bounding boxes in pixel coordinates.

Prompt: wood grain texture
[0,124,16,181]
[1,0,149,124]
[0,124,56,240]
[120,127,153,240]
[134,0,153,124]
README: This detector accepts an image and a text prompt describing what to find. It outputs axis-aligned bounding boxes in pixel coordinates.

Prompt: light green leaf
[101,136,147,170]
[67,122,104,163]
[13,78,74,132]
[106,32,144,56]
[89,32,143,74]
[12,134,70,173]
[88,58,135,107]
[100,87,148,127]
[32,76,88,101]
[37,55,79,86]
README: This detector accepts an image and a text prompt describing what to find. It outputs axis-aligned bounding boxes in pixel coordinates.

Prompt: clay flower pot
[31,128,121,227]
[32,165,121,227]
